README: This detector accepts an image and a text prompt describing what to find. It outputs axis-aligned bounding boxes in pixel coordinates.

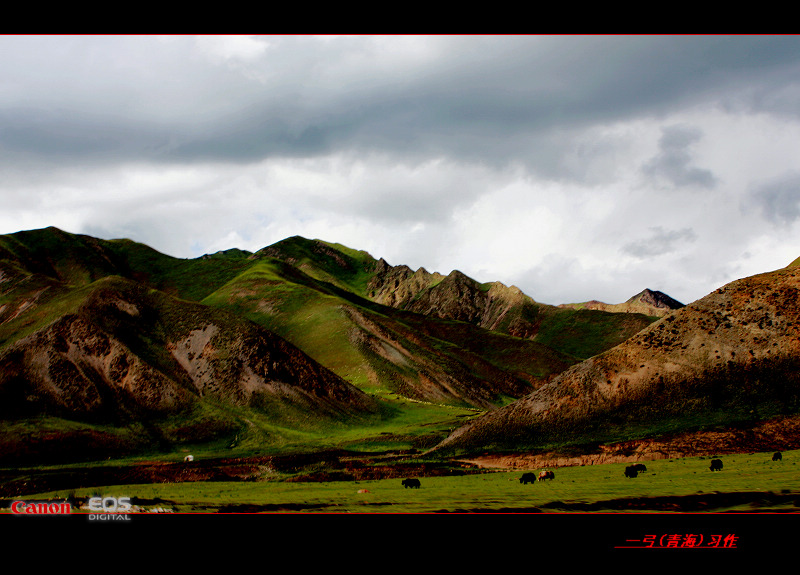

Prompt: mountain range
[2,226,794,464]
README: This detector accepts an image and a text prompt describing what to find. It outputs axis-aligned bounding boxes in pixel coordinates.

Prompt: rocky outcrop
[366,259,444,309]
[367,264,541,337]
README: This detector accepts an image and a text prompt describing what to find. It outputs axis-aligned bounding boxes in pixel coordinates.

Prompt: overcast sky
[2,35,800,306]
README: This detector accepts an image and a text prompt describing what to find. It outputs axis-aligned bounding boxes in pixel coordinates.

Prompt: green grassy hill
[0,227,663,464]
[200,257,557,408]
[0,272,386,463]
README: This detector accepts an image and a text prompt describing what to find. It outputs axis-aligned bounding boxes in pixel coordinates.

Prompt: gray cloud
[622,227,698,258]
[641,125,716,189]
[746,172,800,226]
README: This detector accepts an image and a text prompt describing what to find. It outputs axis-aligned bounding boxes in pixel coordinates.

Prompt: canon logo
[11,500,72,515]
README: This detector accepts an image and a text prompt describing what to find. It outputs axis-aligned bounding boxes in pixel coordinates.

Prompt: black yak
[624,465,639,478]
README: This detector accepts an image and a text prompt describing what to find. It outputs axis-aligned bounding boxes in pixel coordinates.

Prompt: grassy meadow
[20,449,800,514]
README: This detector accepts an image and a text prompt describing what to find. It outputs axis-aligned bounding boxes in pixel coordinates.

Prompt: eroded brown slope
[434,264,800,455]
[339,304,557,409]
[0,277,379,425]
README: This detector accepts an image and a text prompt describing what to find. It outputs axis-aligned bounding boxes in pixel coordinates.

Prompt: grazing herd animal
[518,471,555,484]
[400,452,784,494]
[624,463,647,478]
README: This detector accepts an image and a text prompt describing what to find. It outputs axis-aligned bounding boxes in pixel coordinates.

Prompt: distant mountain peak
[632,288,685,310]
[560,288,684,317]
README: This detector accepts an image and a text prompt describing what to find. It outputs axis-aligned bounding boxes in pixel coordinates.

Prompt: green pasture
[23,449,800,514]
[212,392,478,456]
[532,307,658,360]
[0,395,477,466]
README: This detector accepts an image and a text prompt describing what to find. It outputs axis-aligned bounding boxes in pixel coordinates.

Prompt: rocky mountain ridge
[359,249,660,357]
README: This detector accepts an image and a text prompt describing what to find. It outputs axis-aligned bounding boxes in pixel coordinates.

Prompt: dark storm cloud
[3,36,800,176]
[621,227,698,258]
[0,107,176,164]
[164,36,800,174]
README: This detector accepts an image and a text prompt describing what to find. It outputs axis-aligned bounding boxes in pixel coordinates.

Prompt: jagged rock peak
[488,281,525,297]
[446,269,475,282]
[635,288,685,310]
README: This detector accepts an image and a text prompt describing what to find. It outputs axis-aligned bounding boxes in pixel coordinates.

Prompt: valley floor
[3,414,800,515]
[2,447,800,514]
